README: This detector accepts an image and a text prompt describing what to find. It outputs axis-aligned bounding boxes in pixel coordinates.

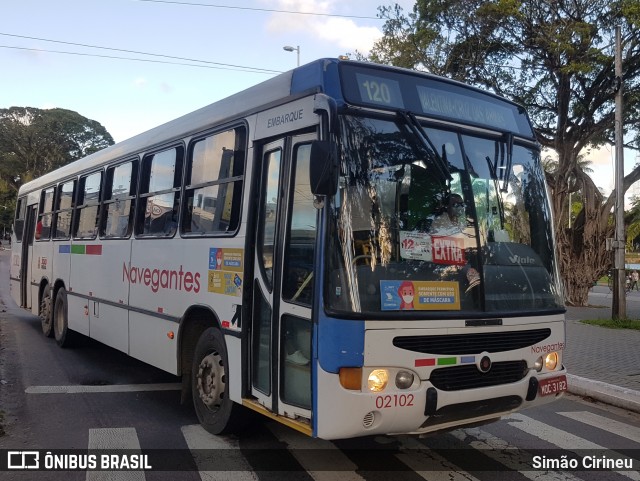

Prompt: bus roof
[19,58,534,195]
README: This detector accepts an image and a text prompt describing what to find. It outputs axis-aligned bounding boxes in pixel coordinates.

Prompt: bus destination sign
[342,64,532,136]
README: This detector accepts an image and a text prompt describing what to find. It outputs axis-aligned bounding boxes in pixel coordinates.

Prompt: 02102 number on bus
[375,394,415,409]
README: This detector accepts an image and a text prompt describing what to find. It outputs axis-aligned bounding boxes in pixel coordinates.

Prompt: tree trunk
[550,160,640,307]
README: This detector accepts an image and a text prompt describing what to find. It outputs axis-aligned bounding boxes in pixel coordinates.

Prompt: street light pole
[283,45,300,66]
[613,25,626,320]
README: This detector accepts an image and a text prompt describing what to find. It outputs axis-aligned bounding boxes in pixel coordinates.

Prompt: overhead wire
[0,33,282,74]
[134,0,381,19]
[0,2,382,72]
[0,45,282,73]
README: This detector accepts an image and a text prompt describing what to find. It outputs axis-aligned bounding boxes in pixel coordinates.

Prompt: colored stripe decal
[437,357,457,366]
[71,245,85,254]
[415,358,436,367]
[460,356,476,364]
[58,244,103,255]
[86,245,102,255]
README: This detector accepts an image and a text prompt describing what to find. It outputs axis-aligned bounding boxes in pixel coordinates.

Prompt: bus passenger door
[20,205,38,308]
[251,134,317,423]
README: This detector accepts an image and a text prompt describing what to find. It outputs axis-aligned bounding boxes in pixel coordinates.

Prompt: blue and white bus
[10,58,567,440]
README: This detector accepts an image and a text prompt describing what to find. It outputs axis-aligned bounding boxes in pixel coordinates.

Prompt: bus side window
[137,147,183,238]
[74,171,103,239]
[182,127,245,235]
[101,160,137,239]
[53,180,76,240]
[13,197,27,243]
[37,187,55,241]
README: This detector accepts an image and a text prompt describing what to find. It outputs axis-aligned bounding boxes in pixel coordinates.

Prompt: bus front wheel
[191,327,246,435]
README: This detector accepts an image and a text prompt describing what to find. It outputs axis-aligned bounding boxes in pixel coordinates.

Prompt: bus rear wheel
[40,284,53,338]
[191,327,247,435]
[53,288,76,348]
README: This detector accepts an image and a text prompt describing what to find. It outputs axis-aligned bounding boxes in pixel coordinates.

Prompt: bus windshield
[325,114,564,316]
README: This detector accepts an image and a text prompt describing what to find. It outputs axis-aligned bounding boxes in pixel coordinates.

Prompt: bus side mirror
[309,140,338,196]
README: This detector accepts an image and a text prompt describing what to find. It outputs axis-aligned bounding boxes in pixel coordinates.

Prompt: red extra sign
[431,236,465,265]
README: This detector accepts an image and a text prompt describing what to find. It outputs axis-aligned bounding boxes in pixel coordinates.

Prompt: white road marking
[395,435,479,481]
[450,427,582,481]
[558,411,640,444]
[266,422,363,481]
[25,383,181,394]
[507,413,640,480]
[181,424,257,481]
[86,427,145,481]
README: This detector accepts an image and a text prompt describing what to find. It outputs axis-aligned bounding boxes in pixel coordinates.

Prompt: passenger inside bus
[429,193,466,235]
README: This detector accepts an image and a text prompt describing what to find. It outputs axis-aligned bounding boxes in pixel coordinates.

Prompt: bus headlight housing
[395,370,415,389]
[535,352,559,372]
[367,369,389,392]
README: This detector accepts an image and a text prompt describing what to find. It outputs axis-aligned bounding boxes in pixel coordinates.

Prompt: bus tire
[40,284,54,338]
[53,288,75,348]
[191,327,246,435]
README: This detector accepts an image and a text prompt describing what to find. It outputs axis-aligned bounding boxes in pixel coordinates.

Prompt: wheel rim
[40,292,51,327]
[196,351,226,411]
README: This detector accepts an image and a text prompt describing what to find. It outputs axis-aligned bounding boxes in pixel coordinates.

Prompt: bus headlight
[545,352,558,371]
[395,370,415,389]
[368,369,389,392]
[535,353,559,372]
[534,357,543,372]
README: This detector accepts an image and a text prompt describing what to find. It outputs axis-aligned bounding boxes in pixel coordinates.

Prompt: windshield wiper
[399,111,452,184]
[501,132,513,193]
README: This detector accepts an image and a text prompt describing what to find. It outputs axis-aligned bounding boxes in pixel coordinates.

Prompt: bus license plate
[538,375,568,396]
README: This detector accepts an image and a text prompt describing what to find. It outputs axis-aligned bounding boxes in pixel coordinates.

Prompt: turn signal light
[339,367,362,390]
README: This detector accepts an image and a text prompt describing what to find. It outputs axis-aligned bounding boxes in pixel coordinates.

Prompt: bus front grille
[393,329,551,354]
[429,361,528,391]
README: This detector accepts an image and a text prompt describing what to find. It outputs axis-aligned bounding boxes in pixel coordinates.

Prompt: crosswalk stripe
[507,413,640,481]
[86,428,145,481]
[395,435,479,481]
[266,422,364,481]
[558,411,640,444]
[181,424,257,481]
[26,383,181,394]
[450,427,581,481]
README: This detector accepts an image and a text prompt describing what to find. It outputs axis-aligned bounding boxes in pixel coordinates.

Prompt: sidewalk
[564,285,640,412]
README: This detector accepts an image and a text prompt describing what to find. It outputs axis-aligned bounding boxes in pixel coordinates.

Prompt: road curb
[567,373,640,414]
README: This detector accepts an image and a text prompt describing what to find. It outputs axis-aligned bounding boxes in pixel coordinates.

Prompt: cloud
[264,0,383,54]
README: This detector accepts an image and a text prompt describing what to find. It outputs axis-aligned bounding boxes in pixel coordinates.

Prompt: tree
[369,0,640,305]
[0,107,114,229]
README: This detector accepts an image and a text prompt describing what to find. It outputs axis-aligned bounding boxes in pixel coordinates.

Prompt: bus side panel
[67,242,99,337]
[88,240,131,353]
[128,238,186,375]
[30,240,54,315]
[51,241,71,296]
[129,313,179,375]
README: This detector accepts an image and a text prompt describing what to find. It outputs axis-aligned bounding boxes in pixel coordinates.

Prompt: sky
[1,0,636,201]
[1,0,413,143]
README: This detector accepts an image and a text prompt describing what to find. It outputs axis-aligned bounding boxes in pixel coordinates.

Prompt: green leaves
[0,107,114,226]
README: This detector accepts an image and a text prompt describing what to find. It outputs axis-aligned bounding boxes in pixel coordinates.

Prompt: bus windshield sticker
[431,236,465,265]
[399,233,466,266]
[208,248,244,297]
[380,280,460,311]
[399,231,432,261]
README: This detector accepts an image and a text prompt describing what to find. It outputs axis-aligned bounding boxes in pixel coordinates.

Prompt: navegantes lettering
[123,263,201,293]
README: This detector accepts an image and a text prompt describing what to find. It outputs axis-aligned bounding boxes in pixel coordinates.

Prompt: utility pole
[613,25,626,319]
